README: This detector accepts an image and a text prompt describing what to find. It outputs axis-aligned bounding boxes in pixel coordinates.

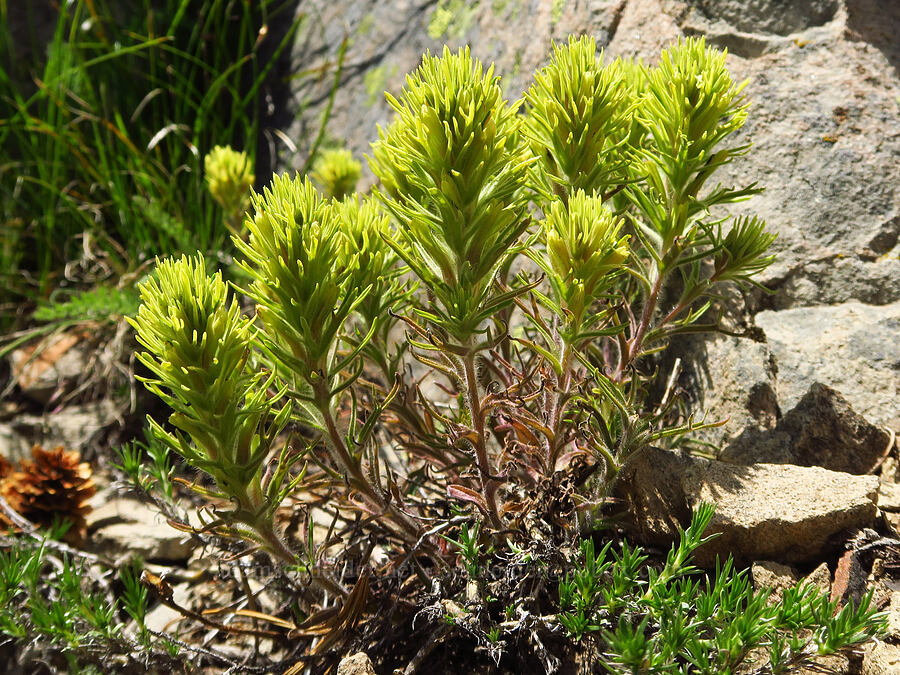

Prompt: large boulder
[613,446,879,566]
[283,0,900,442]
[720,382,892,473]
[756,301,900,431]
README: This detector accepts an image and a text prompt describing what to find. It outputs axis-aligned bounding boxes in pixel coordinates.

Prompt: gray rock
[665,9,900,311]
[0,423,31,464]
[610,446,695,550]
[286,0,900,313]
[686,0,840,37]
[288,0,630,188]
[676,332,779,451]
[720,383,891,473]
[9,399,120,453]
[613,446,879,566]
[756,301,900,431]
[803,561,833,595]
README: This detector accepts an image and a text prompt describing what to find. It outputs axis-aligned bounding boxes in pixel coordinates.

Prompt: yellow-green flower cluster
[523,36,632,198]
[543,190,629,329]
[234,174,377,389]
[204,145,254,218]
[129,254,288,506]
[336,194,395,312]
[369,46,533,340]
[311,148,362,200]
[637,37,750,246]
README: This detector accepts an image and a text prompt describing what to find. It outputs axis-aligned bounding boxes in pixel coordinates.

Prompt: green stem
[462,350,503,530]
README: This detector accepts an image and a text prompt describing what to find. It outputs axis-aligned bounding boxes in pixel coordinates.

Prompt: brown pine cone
[0,445,96,544]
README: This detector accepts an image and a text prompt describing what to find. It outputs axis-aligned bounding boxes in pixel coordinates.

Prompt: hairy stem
[255,519,299,566]
[317,396,422,542]
[546,341,574,473]
[614,270,664,382]
[462,350,503,530]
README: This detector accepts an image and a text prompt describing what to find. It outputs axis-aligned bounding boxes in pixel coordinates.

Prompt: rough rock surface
[878,481,900,512]
[685,458,879,566]
[614,446,879,565]
[0,399,120,460]
[750,560,799,605]
[863,642,900,675]
[9,331,91,405]
[720,383,892,473]
[674,332,779,451]
[288,0,900,309]
[756,302,900,430]
[85,495,194,563]
[285,0,900,457]
[337,652,376,675]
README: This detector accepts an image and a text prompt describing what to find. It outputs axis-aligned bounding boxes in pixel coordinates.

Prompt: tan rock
[685,460,878,566]
[863,642,900,675]
[338,652,375,675]
[86,497,193,563]
[613,447,879,566]
[751,561,798,605]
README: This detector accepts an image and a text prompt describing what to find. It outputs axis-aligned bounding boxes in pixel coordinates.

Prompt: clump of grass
[0,0,304,313]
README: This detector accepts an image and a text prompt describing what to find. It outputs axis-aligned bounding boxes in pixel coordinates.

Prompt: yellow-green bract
[369,45,534,342]
[128,254,290,513]
[542,190,629,329]
[204,145,254,218]
[233,174,374,389]
[310,148,362,200]
[523,35,633,199]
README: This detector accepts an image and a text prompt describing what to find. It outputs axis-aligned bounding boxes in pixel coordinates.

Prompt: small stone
[885,512,900,537]
[86,497,193,563]
[881,455,900,483]
[831,549,867,606]
[9,331,89,405]
[878,481,900,511]
[886,592,900,640]
[863,642,900,675]
[613,447,879,566]
[751,561,798,605]
[11,400,119,453]
[802,562,832,595]
[143,581,191,634]
[337,652,375,675]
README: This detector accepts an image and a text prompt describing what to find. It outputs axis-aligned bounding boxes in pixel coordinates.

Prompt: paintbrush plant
[204,145,255,236]
[129,254,298,562]
[118,36,848,672]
